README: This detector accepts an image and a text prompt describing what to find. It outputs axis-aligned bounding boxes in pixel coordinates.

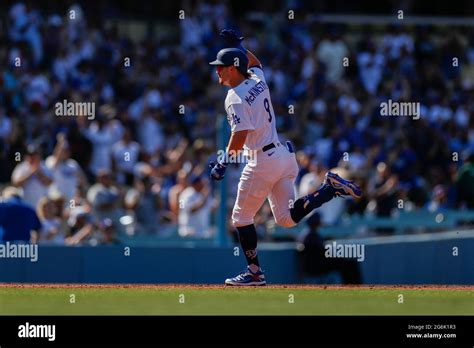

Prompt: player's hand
[209,161,227,181]
[220,29,246,53]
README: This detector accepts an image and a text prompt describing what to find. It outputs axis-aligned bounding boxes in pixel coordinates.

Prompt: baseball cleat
[325,171,362,198]
[225,267,266,286]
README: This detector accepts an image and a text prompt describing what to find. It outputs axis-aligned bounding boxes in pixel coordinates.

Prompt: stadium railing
[270,210,474,240]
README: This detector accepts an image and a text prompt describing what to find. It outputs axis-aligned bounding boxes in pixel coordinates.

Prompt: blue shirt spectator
[0,187,42,243]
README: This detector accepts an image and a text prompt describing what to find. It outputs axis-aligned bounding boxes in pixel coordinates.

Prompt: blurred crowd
[0,1,473,245]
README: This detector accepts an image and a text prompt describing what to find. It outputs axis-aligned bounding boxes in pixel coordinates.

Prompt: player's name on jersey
[244,81,268,106]
[217,149,257,164]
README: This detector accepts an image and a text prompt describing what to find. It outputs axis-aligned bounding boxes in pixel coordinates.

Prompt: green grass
[0,287,473,316]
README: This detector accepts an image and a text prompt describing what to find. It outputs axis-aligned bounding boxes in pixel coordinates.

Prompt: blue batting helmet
[209,48,249,76]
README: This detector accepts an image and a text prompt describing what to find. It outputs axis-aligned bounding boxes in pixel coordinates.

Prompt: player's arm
[209,130,248,181]
[226,130,248,155]
[246,50,262,69]
[224,102,252,156]
[220,29,262,69]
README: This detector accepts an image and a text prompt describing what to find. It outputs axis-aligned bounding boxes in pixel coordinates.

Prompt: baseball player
[209,29,361,286]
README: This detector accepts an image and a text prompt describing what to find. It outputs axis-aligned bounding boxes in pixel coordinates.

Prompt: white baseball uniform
[224,66,299,228]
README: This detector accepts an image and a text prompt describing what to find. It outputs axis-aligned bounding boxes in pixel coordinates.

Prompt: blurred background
[0,0,473,284]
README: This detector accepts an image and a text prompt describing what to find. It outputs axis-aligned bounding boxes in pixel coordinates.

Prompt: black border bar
[0,315,472,345]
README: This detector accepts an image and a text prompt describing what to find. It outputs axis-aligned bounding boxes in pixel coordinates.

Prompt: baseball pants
[231,143,299,228]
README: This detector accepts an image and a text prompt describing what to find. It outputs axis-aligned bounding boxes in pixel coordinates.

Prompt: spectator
[178,175,213,238]
[0,107,12,143]
[80,116,123,178]
[297,212,361,284]
[8,2,43,64]
[456,152,474,209]
[86,169,122,226]
[111,129,141,186]
[65,206,94,245]
[97,218,120,245]
[367,162,399,218]
[357,39,385,95]
[380,25,414,60]
[124,167,163,234]
[426,185,449,213]
[11,144,53,209]
[36,197,64,245]
[168,169,189,222]
[23,67,51,108]
[137,107,165,155]
[45,134,88,203]
[316,27,349,82]
[0,186,42,243]
[0,108,13,182]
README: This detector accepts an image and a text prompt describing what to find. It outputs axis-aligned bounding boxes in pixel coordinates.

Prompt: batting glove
[220,29,247,53]
[209,161,227,181]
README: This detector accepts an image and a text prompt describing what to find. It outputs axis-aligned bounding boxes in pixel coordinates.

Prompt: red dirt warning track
[0,283,472,291]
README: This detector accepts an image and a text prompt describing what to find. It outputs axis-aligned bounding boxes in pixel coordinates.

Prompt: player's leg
[289,181,337,224]
[290,171,362,224]
[268,154,361,225]
[268,175,298,228]
[226,166,271,286]
[265,151,333,227]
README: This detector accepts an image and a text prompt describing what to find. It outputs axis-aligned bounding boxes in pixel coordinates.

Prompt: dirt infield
[0,283,472,291]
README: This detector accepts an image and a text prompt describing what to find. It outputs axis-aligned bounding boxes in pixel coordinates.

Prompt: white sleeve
[226,103,254,133]
[248,66,266,83]
[12,163,29,183]
[45,156,55,169]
